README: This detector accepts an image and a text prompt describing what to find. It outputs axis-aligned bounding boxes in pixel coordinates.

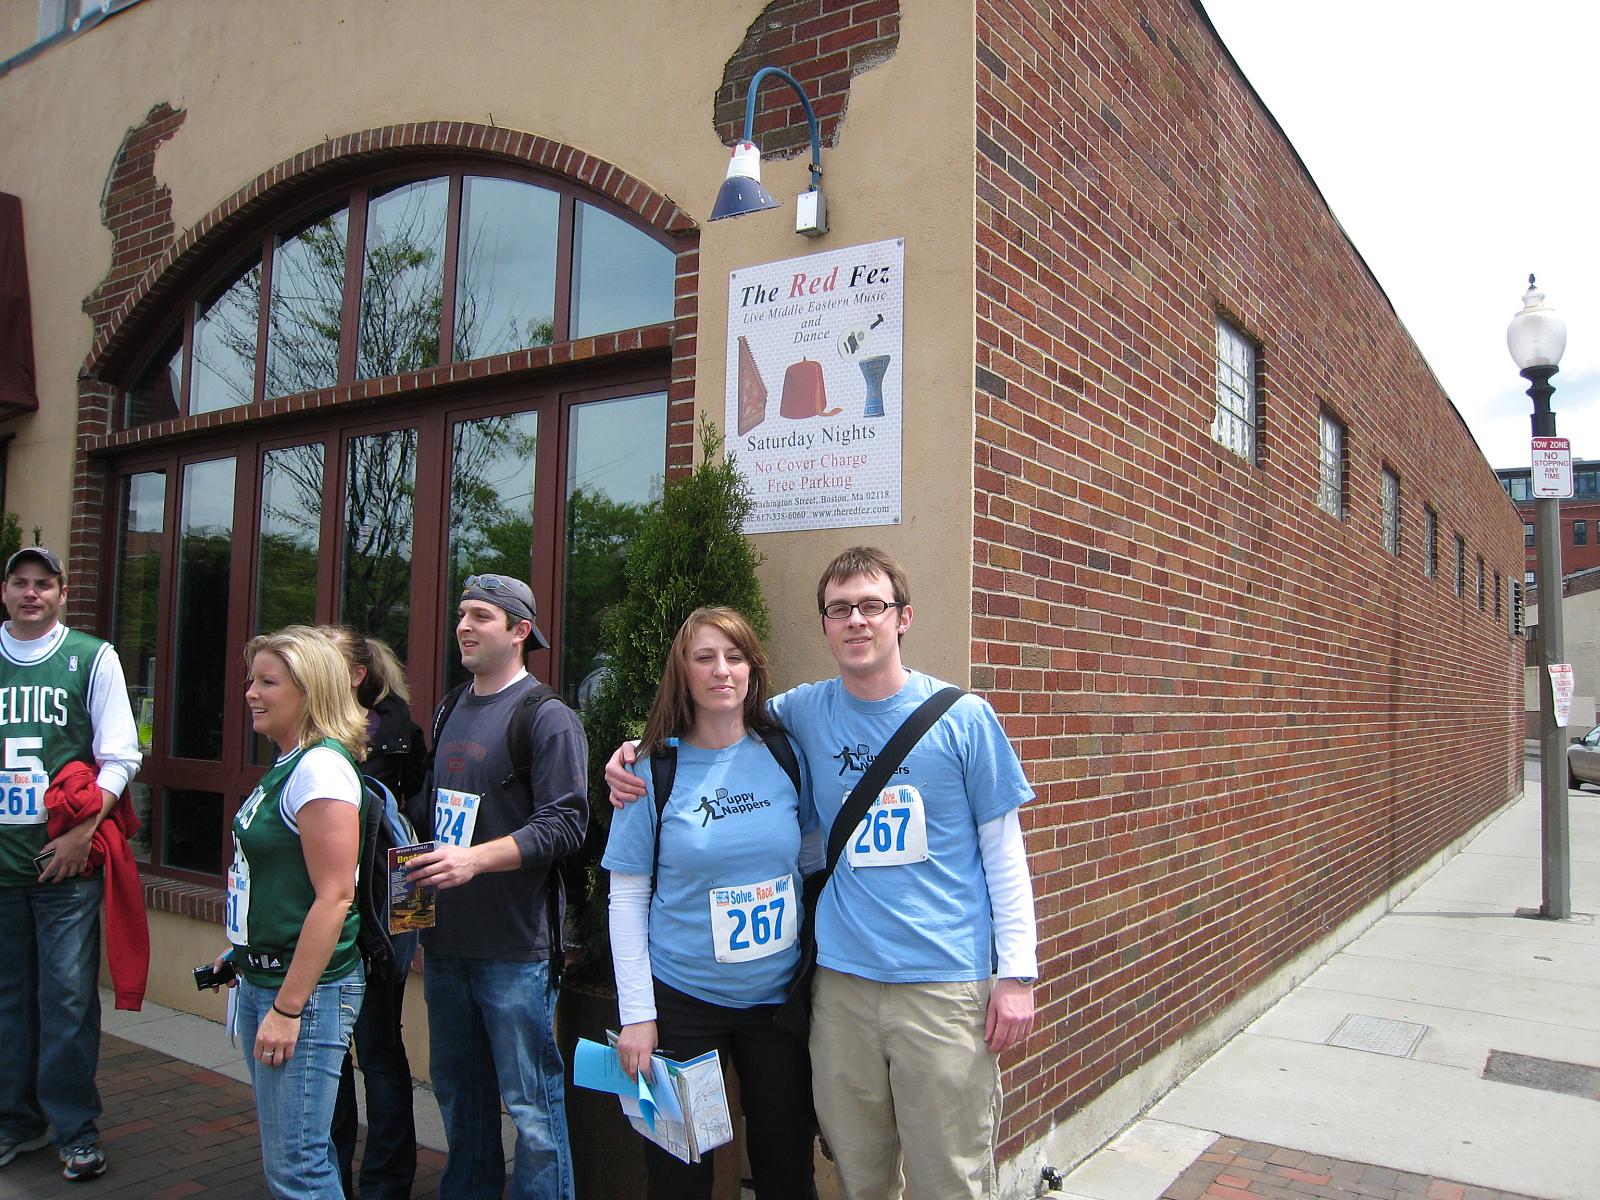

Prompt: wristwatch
[1010,976,1036,985]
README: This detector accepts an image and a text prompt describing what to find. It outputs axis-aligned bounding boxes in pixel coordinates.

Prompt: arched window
[105,162,683,880]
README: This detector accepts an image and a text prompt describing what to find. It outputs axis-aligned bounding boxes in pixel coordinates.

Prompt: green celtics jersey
[227,739,365,986]
[0,628,107,888]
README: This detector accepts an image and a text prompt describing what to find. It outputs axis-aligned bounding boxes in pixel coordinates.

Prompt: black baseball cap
[461,573,550,649]
[5,547,64,579]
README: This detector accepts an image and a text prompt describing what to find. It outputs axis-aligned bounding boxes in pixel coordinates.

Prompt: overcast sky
[1199,0,1598,471]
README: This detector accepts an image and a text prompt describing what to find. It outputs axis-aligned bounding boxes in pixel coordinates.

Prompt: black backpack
[426,681,586,980]
[354,775,423,983]
[647,729,804,891]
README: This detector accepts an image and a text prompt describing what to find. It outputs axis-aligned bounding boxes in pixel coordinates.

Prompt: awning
[0,193,38,414]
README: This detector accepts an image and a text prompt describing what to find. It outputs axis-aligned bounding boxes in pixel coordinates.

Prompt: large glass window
[443,410,541,693]
[561,392,667,702]
[572,203,676,338]
[120,168,679,430]
[111,471,164,863]
[266,209,348,399]
[342,428,418,659]
[358,179,449,379]
[257,444,325,632]
[108,161,681,882]
[171,458,235,761]
[190,258,263,414]
[456,178,560,360]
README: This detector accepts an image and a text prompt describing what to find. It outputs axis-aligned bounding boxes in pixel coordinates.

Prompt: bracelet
[272,1000,303,1019]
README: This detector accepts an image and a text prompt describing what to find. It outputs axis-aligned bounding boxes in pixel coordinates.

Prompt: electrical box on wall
[796,189,827,237]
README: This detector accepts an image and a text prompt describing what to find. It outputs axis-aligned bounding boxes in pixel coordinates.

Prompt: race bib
[844,784,929,868]
[709,873,797,963]
[433,789,481,848]
[0,772,47,825]
[225,844,251,944]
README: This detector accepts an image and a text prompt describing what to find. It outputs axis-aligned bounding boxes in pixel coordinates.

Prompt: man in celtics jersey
[0,548,141,1183]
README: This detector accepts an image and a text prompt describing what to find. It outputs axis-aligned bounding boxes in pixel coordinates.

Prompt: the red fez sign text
[725,238,903,534]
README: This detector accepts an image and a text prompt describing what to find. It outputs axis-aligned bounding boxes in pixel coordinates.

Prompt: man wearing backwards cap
[0,548,141,1183]
[404,573,588,1200]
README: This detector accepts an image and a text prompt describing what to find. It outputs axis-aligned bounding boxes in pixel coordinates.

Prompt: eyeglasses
[464,574,508,592]
[821,598,901,621]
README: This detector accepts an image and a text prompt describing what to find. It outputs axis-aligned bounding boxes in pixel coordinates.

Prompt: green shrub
[568,417,769,989]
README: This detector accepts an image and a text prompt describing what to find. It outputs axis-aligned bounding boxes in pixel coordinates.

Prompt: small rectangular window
[1525,523,1536,548]
[1511,475,1532,500]
[1476,555,1486,611]
[1456,536,1467,597]
[1579,470,1599,497]
[1381,468,1400,555]
[1424,506,1438,577]
[1576,520,1588,546]
[1317,409,1344,518]
[1212,317,1257,462]
[1524,568,1535,587]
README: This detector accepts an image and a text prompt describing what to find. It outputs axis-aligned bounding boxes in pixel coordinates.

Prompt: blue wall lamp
[710,65,828,237]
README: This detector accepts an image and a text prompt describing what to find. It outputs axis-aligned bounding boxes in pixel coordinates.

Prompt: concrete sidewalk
[1056,760,1599,1200]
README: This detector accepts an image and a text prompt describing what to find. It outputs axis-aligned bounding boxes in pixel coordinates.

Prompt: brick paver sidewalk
[0,1033,446,1198]
[1164,1135,1551,1200]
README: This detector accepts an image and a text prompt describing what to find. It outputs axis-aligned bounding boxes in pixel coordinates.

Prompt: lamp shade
[1507,275,1567,371]
[710,141,779,222]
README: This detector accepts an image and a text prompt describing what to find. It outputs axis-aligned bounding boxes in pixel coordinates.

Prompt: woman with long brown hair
[601,607,817,1200]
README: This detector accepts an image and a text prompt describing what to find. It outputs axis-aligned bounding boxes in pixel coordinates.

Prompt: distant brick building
[1,1,1523,1192]
[1496,462,1600,590]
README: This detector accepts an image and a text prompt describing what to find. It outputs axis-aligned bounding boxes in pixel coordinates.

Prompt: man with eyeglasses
[404,573,588,1200]
[609,545,1036,1199]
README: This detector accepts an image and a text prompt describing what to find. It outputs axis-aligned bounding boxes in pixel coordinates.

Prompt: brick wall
[973,0,1524,1160]
[714,0,900,156]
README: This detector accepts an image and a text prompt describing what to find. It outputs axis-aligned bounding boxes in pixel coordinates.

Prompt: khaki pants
[809,968,1000,1200]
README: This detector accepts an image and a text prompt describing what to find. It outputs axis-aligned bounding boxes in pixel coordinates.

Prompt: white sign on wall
[725,238,903,534]
[1532,436,1572,498]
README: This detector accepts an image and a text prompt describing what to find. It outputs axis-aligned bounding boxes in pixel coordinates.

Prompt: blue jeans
[424,954,573,1200]
[0,877,103,1147]
[237,967,365,1200]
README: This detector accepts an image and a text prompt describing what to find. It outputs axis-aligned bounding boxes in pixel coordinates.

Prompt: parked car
[1567,726,1600,790]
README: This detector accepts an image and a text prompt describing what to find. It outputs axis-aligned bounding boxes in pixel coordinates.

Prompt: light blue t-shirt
[602,732,814,1009]
[772,670,1033,983]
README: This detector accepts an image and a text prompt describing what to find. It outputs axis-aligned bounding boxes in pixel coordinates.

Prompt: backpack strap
[647,740,679,896]
[823,686,965,880]
[503,683,561,790]
[756,728,804,802]
[427,682,471,772]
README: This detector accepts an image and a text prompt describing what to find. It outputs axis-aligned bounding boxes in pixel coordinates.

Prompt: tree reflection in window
[191,259,262,414]
[455,178,558,360]
[257,444,324,632]
[266,211,348,399]
[172,458,235,760]
[357,180,448,379]
[342,429,417,659]
[442,412,540,694]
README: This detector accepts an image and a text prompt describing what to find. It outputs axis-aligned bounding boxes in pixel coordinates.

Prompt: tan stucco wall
[0,0,976,686]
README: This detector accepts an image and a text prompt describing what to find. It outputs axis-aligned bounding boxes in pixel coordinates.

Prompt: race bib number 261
[0,771,47,825]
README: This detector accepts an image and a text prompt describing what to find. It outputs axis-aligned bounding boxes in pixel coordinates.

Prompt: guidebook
[387,841,436,932]
[572,1036,733,1164]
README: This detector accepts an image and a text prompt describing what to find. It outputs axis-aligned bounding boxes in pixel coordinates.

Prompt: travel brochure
[572,1036,733,1164]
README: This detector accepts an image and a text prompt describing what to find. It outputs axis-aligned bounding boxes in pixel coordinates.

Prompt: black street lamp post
[1507,275,1569,920]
